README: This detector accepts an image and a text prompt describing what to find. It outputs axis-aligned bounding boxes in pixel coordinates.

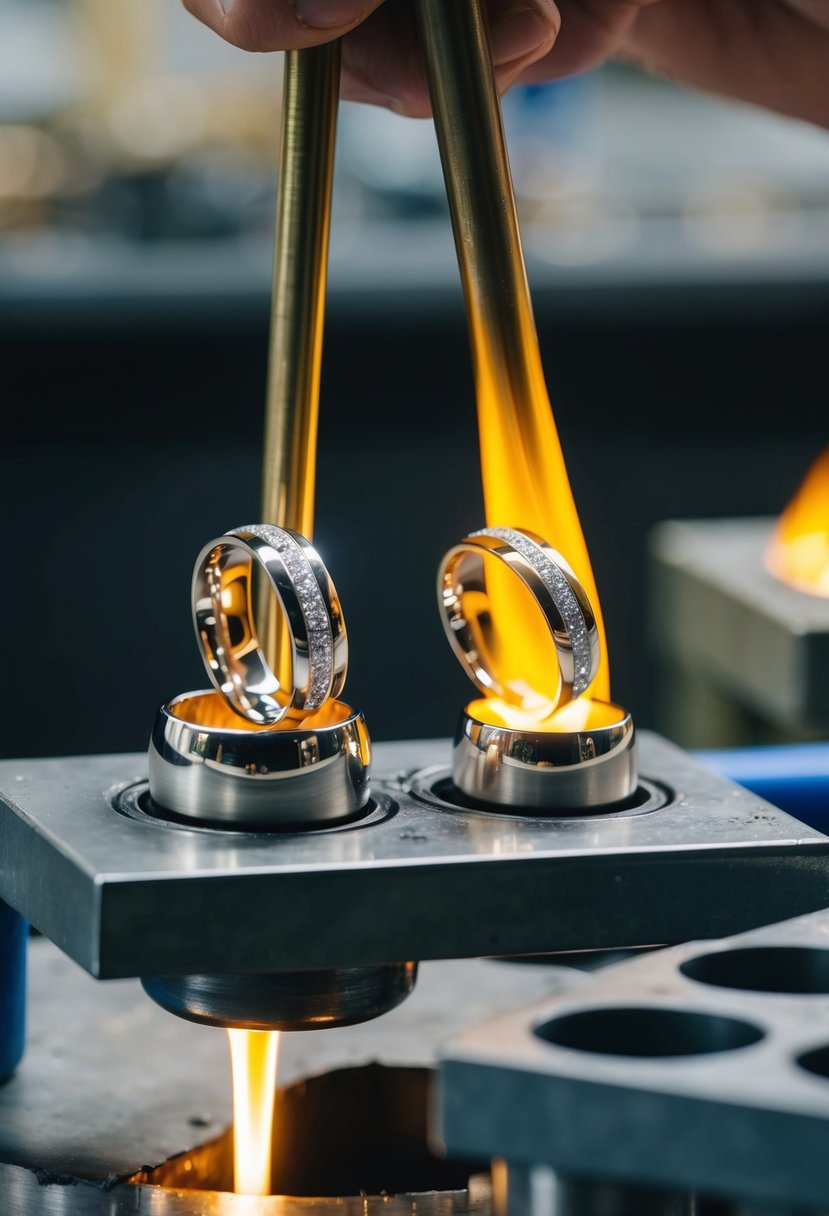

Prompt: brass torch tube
[415,0,543,435]
[261,43,340,537]
[259,44,340,675]
[415,0,609,698]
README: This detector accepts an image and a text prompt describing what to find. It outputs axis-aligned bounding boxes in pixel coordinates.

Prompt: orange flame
[476,354,610,717]
[471,695,621,732]
[767,448,829,598]
[473,315,616,730]
[227,1029,280,1195]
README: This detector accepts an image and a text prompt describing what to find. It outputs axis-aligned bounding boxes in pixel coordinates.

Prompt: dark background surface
[2,263,826,758]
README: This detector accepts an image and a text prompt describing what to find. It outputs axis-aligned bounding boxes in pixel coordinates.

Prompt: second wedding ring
[438,526,600,717]
[193,523,348,726]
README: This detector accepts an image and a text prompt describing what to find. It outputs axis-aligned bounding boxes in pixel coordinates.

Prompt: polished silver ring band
[438,526,600,716]
[148,690,370,829]
[454,701,637,812]
[193,523,347,726]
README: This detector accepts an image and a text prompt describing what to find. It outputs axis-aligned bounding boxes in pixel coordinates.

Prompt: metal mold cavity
[437,908,829,1213]
[406,767,671,821]
[797,1045,829,1082]
[133,1065,479,1197]
[535,1006,765,1058]
[680,946,829,995]
[113,780,396,836]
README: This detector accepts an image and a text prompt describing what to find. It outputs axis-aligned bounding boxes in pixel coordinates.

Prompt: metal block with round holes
[437,908,829,1215]
[1,735,829,984]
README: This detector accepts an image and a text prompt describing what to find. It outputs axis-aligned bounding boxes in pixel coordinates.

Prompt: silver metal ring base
[148,690,371,830]
[453,702,637,813]
[141,964,418,1031]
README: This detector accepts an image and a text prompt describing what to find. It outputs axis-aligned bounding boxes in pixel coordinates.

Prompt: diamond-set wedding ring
[192,523,348,726]
[437,525,600,718]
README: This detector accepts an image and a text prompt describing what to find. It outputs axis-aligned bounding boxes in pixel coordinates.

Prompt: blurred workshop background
[2,0,828,759]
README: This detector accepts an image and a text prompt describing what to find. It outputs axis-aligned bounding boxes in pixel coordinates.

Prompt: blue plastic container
[0,900,26,1082]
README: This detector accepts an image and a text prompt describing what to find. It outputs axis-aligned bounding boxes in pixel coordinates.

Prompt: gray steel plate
[0,735,827,978]
[439,910,829,1210]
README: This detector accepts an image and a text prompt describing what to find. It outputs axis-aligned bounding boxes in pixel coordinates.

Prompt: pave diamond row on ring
[239,524,334,711]
[473,526,595,698]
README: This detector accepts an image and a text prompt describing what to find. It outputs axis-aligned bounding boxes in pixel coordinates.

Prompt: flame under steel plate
[0,937,584,1211]
[0,734,827,979]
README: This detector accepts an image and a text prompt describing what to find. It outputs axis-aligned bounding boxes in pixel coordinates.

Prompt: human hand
[182,0,829,127]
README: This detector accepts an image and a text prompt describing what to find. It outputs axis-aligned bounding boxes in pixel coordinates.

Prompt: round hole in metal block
[536,1007,764,1058]
[130,1065,481,1197]
[405,767,671,821]
[797,1045,829,1082]
[681,946,829,995]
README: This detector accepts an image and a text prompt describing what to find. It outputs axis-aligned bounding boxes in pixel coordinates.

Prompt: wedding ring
[193,524,347,726]
[438,526,600,716]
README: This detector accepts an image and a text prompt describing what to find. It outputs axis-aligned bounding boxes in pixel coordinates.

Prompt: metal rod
[259,44,340,676]
[415,0,542,431]
[261,43,341,538]
[414,0,609,699]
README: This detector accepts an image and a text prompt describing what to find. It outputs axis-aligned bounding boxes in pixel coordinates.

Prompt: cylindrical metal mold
[149,690,370,830]
[144,691,417,1030]
[453,703,637,813]
[141,963,418,1032]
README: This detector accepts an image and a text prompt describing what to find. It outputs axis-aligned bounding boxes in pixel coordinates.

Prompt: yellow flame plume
[227,1029,280,1196]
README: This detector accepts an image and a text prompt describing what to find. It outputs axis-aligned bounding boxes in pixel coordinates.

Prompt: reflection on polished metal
[141,962,417,1032]
[193,524,348,726]
[439,527,600,716]
[149,690,369,830]
[453,702,637,812]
